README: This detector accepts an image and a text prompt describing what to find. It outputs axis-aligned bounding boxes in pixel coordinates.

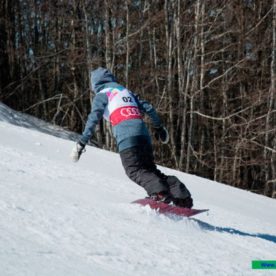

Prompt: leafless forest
[0,0,275,197]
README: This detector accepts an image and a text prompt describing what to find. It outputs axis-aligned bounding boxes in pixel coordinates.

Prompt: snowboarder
[71,67,193,208]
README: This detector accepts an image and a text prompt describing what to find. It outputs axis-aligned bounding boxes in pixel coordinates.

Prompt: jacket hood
[90,67,117,93]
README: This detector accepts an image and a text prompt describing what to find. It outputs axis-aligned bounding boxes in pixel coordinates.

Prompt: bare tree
[1,0,275,197]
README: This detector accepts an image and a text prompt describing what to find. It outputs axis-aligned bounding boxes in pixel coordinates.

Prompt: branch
[189,105,253,121]
[245,7,273,38]
[247,140,276,153]
[267,179,276,184]
[192,58,247,97]
[23,94,62,112]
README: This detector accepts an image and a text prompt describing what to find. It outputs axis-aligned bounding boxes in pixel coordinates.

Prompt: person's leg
[139,147,192,202]
[120,144,169,196]
[166,176,191,199]
[120,144,193,207]
[166,176,193,208]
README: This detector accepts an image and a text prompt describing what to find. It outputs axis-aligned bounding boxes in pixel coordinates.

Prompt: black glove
[70,142,86,162]
[154,126,169,144]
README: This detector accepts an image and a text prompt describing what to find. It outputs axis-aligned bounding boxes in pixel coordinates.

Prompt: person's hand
[154,126,169,144]
[70,142,86,162]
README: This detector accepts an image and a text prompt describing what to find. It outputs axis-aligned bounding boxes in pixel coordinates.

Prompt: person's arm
[70,93,108,162]
[79,93,108,145]
[135,96,169,144]
[135,97,162,128]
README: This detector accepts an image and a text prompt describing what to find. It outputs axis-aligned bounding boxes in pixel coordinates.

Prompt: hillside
[0,103,275,276]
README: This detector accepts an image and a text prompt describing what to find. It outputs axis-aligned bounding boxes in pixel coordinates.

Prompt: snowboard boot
[173,196,193,209]
[150,191,172,204]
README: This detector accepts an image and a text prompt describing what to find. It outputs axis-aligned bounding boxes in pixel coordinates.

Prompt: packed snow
[0,103,276,276]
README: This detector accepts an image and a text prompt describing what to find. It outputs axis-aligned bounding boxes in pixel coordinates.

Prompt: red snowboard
[133,198,208,217]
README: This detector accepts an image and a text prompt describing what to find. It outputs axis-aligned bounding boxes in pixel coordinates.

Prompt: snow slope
[0,103,81,142]
[0,105,276,276]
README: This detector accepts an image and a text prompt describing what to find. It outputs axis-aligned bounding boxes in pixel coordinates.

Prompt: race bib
[100,88,142,126]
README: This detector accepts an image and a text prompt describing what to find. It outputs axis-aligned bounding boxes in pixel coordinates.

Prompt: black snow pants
[119,143,191,199]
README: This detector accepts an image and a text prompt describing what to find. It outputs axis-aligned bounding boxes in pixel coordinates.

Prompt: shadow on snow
[190,218,276,245]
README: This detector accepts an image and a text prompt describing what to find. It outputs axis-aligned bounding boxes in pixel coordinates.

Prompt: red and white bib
[100,88,142,126]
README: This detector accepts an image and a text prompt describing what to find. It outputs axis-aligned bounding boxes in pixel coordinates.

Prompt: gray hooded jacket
[80,67,163,152]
